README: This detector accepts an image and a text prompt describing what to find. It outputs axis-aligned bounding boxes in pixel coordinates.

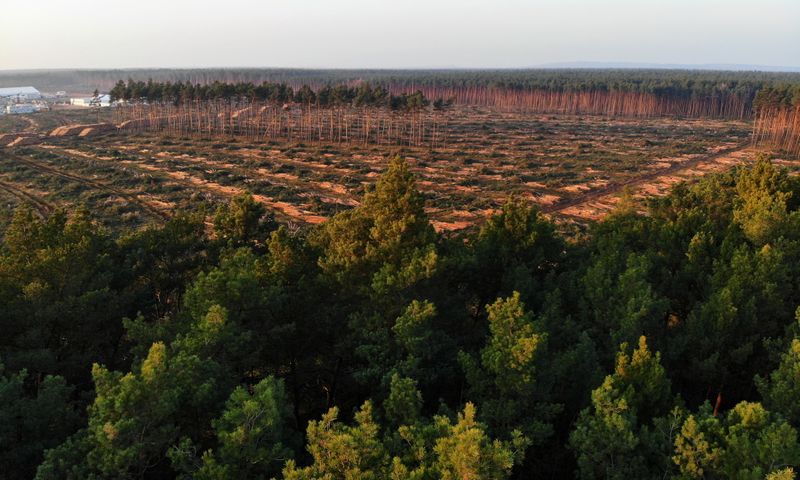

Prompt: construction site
[0,85,110,116]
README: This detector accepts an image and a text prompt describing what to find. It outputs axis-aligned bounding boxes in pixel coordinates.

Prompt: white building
[5,104,37,114]
[71,94,111,107]
[0,86,42,103]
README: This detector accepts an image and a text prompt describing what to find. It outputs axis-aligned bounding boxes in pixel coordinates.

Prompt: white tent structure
[0,86,42,102]
[71,94,111,107]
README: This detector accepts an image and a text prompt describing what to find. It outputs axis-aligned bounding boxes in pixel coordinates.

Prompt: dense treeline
[5,67,799,97]
[3,156,800,478]
[374,70,785,118]
[753,85,800,155]
[6,68,800,118]
[109,79,444,111]
[103,70,800,120]
[373,69,798,107]
[398,86,756,118]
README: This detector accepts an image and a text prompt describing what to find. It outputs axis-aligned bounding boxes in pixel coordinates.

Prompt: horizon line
[2,62,800,74]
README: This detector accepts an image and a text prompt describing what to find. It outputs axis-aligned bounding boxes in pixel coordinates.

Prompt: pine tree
[172,376,296,480]
[570,337,677,480]
[756,328,800,426]
[282,401,389,479]
[315,156,437,295]
[81,306,244,478]
[673,401,800,479]
[0,366,80,480]
[460,292,555,446]
[213,193,274,248]
[433,403,519,480]
[472,196,563,307]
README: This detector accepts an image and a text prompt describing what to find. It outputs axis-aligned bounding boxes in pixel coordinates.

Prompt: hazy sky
[2,0,799,70]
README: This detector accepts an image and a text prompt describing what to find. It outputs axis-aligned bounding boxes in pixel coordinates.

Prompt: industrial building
[0,86,42,103]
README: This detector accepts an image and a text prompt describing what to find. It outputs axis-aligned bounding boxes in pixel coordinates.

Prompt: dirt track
[541,142,752,218]
[0,179,53,217]
[0,152,170,221]
[19,116,39,133]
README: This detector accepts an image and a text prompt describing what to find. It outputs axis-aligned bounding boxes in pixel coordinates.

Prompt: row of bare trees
[113,101,447,148]
[752,105,800,156]
[390,86,754,119]
[751,86,800,156]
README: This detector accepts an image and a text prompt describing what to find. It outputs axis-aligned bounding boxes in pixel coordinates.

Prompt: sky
[1,0,799,70]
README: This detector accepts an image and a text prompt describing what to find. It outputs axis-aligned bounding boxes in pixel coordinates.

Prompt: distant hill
[536,61,800,72]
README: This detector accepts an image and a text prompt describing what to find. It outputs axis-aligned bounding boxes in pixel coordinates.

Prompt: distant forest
[3,68,799,94]
[4,68,800,118]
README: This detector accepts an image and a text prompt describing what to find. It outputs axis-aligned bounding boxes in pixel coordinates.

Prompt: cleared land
[0,106,783,232]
